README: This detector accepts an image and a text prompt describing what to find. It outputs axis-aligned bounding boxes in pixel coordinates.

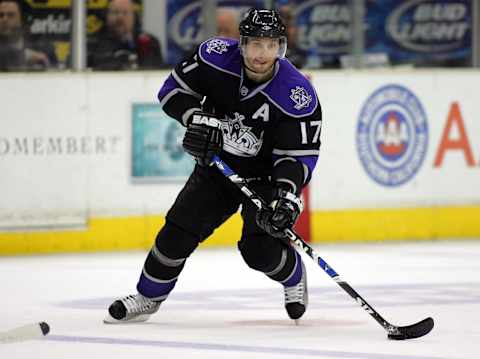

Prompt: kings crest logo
[220,113,263,157]
[206,39,229,55]
[356,84,428,187]
[290,86,312,110]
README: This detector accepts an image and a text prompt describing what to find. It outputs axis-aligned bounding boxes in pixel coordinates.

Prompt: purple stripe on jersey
[272,155,318,174]
[199,37,241,77]
[137,272,177,299]
[283,252,303,287]
[299,155,318,174]
[157,74,179,102]
[262,59,318,117]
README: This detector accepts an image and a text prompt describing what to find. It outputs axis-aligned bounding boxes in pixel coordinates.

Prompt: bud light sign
[294,0,350,67]
[374,0,472,64]
[166,0,265,65]
[386,1,470,52]
[286,0,471,67]
[356,85,429,187]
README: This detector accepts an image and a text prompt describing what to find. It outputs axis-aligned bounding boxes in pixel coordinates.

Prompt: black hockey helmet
[239,8,287,38]
[239,8,287,59]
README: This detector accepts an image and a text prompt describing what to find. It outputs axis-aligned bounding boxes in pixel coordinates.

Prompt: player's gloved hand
[256,187,304,239]
[183,112,223,166]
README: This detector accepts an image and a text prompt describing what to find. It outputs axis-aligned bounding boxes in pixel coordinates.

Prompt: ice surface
[1,240,479,359]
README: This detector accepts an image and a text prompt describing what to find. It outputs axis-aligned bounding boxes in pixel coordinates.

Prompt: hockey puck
[39,322,50,336]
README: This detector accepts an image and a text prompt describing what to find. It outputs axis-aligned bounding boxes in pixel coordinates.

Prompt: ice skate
[104,293,161,324]
[284,262,308,322]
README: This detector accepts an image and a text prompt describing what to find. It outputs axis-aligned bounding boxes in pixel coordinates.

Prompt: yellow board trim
[0,214,243,256]
[311,206,480,242]
[1,206,479,255]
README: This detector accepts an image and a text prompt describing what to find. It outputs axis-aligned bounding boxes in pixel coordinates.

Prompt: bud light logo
[166,0,262,64]
[295,0,351,55]
[168,2,203,52]
[356,84,428,186]
[386,0,471,53]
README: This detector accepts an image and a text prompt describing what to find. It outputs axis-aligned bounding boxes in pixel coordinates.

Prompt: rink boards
[0,70,479,254]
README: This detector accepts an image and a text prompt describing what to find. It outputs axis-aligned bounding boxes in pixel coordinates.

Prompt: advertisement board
[290,0,472,68]
[1,70,479,253]
[131,103,194,182]
[165,0,264,65]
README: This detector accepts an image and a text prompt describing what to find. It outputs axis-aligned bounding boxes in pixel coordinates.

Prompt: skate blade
[103,313,151,324]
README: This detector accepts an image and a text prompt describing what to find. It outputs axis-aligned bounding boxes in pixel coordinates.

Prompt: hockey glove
[256,187,304,239]
[182,112,223,166]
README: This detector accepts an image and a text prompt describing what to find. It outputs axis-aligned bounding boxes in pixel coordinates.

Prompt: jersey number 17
[300,121,322,144]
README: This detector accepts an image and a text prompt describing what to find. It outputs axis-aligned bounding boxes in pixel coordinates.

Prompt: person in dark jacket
[88,0,163,70]
[0,0,56,71]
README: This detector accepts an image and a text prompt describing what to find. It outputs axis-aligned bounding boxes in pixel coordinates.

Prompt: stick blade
[388,317,434,340]
[0,322,50,344]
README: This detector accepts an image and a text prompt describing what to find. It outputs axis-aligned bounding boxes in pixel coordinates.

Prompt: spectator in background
[0,0,56,71]
[88,0,163,70]
[278,4,307,69]
[216,7,240,39]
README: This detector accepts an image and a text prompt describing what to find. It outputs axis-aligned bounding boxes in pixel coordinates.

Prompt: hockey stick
[212,155,434,340]
[0,322,50,344]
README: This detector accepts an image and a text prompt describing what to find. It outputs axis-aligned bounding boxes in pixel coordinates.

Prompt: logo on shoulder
[356,84,429,187]
[206,39,229,55]
[290,86,312,110]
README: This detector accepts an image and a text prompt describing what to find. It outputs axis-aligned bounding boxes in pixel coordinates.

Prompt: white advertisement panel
[310,70,479,209]
[0,70,478,230]
[0,74,89,228]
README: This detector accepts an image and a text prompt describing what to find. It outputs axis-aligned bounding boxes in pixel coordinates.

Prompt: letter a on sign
[434,102,476,167]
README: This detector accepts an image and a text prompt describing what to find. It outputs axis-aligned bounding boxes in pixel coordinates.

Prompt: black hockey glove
[182,112,223,166]
[256,187,304,239]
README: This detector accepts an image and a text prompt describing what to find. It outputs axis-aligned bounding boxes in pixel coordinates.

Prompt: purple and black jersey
[158,37,322,194]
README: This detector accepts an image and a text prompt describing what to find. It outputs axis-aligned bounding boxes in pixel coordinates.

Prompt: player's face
[243,37,280,75]
[0,2,22,36]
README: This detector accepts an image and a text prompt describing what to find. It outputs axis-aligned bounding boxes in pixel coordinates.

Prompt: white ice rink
[1,240,479,359]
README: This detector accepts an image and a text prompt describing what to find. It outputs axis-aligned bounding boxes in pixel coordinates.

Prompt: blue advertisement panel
[286,0,472,68]
[164,0,472,67]
[292,0,352,68]
[131,104,194,182]
[366,0,472,66]
[166,0,265,65]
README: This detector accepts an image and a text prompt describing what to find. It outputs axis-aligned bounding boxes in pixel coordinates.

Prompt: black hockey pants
[137,164,299,299]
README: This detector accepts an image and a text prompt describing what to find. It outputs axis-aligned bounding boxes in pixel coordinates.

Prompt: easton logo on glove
[183,111,223,167]
[191,114,221,128]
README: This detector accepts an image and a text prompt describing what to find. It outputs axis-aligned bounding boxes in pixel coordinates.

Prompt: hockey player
[105,8,322,324]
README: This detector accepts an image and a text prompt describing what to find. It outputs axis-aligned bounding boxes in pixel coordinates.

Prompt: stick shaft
[212,155,394,332]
